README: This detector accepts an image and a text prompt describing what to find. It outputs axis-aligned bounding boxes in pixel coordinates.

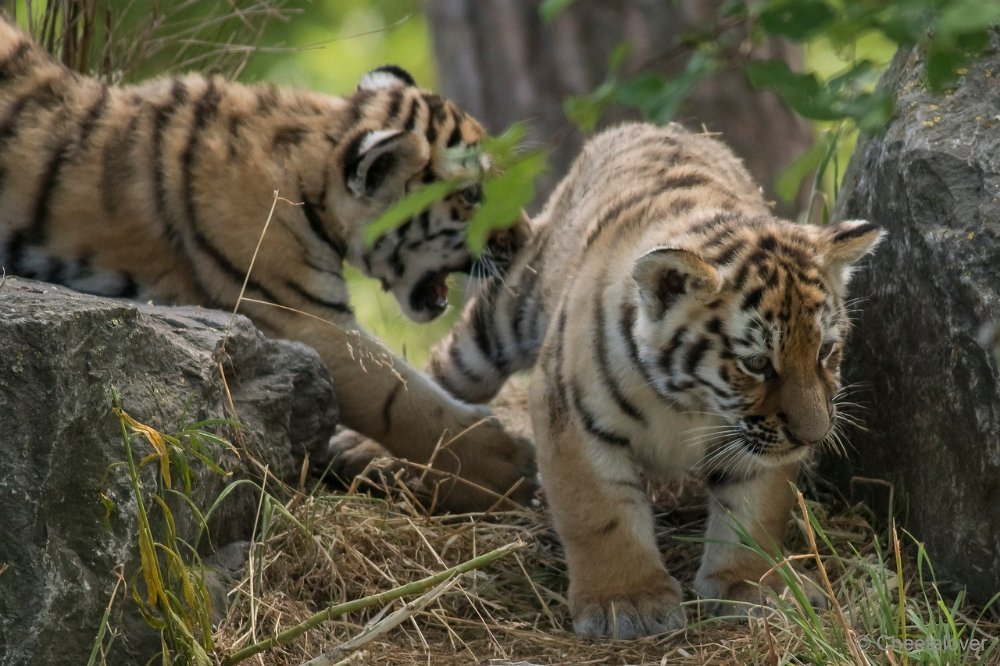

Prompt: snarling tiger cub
[0,18,535,512]
[429,122,884,638]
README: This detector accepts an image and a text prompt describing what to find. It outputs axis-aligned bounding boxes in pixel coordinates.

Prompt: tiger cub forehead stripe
[428,121,883,639]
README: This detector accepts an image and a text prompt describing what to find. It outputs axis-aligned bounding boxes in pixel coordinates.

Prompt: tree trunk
[426,0,812,217]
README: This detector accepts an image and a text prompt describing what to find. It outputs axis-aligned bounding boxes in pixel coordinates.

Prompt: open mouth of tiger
[405,227,517,320]
[410,269,451,317]
[409,259,473,318]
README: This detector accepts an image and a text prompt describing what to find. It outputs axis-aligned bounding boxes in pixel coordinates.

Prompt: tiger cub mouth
[410,268,453,317]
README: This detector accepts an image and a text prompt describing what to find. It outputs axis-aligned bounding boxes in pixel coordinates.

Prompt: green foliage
[364,123,548,255]
[746,59,892,133]
[540,0,576,23]
[566,45,719,131]
[245,1,435,94]
[108,392,238,664]
[745,0,997,113]
[7,1,433,93]
[565,0,997,137]
[363,181,456,248]
[560,0,998,213]
[564,43,631,132]
[701,491,1000,665]
[466,125,549,254]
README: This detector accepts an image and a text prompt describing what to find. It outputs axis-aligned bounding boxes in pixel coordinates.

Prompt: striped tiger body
[430,122,883,637]
[0,19,535,512]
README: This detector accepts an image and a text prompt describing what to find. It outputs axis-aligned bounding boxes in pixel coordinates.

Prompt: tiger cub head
[336,65,527,323]
[632,217,884,466]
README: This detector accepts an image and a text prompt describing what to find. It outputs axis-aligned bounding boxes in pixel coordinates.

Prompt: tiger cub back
[0,18,536,512]
[429,122,883,636]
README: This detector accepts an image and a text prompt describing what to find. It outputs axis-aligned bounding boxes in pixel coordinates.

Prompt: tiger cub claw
[326,429,426,500]
[572,577,686,640]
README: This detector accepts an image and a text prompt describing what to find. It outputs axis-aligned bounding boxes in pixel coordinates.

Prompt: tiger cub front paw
[694,570,827,617]
[571,574,686,639]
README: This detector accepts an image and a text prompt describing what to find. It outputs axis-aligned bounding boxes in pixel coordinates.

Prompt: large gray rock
[0,277,337,664]
[830,41,1000,602]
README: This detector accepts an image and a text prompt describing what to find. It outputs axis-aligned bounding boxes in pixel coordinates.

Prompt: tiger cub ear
[820,220,885,285]
[358,65,417,91]
[633,247,721,318]
[345,129,430,202]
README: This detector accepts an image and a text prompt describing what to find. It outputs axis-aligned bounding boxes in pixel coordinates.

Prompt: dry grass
[211,380,1000,666]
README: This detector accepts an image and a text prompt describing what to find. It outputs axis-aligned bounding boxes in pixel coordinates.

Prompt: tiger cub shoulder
[0,17,535,512]
[429,121,883,636]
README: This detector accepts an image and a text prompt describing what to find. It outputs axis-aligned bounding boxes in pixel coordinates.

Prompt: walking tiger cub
[0,18,534,512]
[429,122,883,637]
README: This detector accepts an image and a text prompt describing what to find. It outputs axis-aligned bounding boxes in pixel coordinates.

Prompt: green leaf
[759,0,836,40]
[564,89,612,133]
[719,0,749,19]
[364,123,546,256]
[827,59,878,91]
[606,42,631,73]
[876,0,936,46]
[747,58,892,130]
[611,51,717,126]
[838,90,893,134]
[613,71,667,108]
[540,0,577,22]
[468,126,547,249]
[648,51,717,124]
[925,45,967,91]
[563,44,630,132]
[937,0,1000,41]
[747,59,835,119]
[363,180,456,249]
[480,122,530,164]
[466,144,548,253]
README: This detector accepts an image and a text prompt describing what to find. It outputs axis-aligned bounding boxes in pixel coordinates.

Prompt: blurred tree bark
[426,0,812,217]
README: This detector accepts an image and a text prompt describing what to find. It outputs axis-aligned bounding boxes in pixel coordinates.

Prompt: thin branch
[221,541,524,665]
